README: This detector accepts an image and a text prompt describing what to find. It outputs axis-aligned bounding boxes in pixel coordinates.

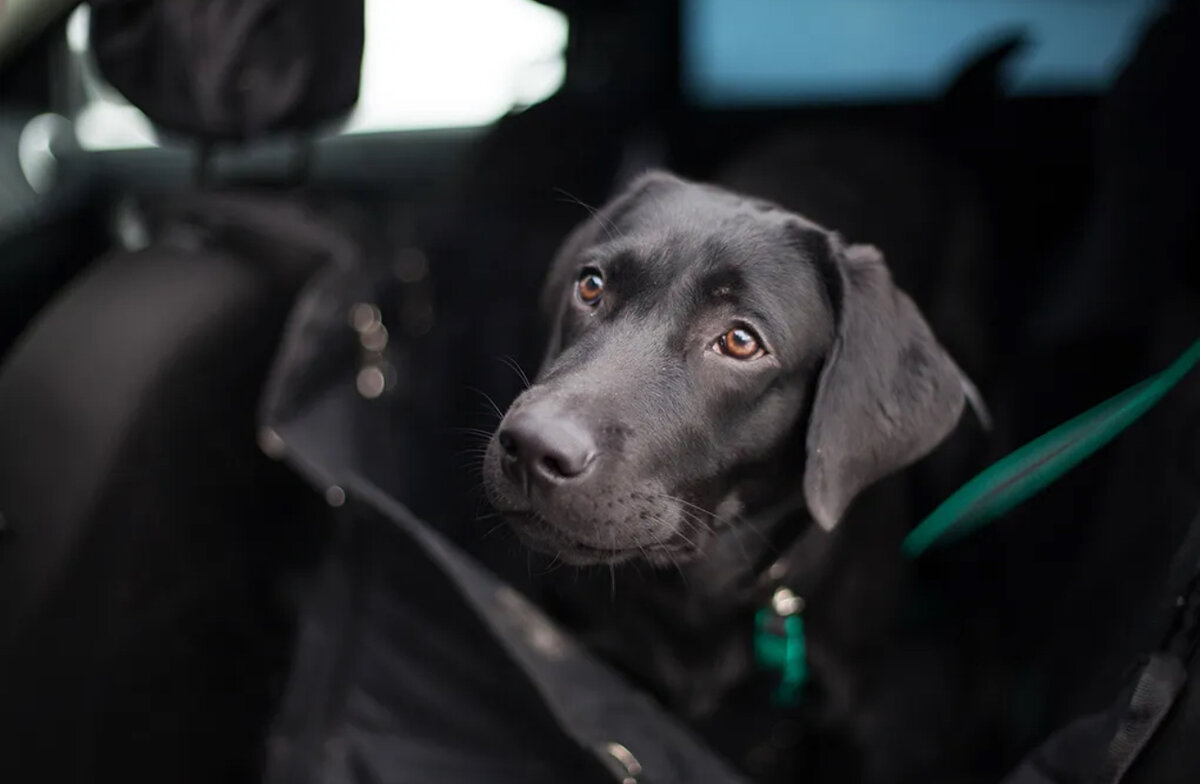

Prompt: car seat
[0,2,363,781]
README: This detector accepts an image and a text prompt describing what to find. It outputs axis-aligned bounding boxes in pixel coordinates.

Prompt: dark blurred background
[0,1,1196,782]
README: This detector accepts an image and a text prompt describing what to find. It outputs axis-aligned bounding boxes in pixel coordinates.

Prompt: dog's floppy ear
[803,239,969,530]
[538,170,683,362]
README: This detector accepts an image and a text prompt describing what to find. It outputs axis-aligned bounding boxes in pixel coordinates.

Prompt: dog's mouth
[497,510,697,566]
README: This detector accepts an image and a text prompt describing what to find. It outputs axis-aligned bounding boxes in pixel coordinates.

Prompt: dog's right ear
[538,170,683,363]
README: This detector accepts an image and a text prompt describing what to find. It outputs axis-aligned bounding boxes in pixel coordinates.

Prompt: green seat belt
[758,336,1200,705]
[904,336,1200,557]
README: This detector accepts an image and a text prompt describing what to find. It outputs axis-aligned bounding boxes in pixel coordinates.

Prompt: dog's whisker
[732,513,776,550]
[498,355,532,390]
[641,493,729,541]
[455,462,487,479]
[730,526,756,566]
[648,494,764,565]
[553,187,624,243]
[535,553,564,576]
[629,550,647,579]
[628,533,658,574]
[457,454,491,470]
[447,426,498,438]
[608,528,618,603]
[639,512,704,569]
[669,554,689,586]
[644,509,699,550]
[642,491,718,521]
[465,387,506,421]
[639,519,694,585]
[454,435,497,449]
[675,508,717,535]
[475,504,495,521]
[662,494,718,517]
[657,494,727,529]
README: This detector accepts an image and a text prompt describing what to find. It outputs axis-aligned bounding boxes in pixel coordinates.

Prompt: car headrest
[88,0,364,144]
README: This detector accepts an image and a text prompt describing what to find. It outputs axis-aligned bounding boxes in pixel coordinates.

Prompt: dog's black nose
[498,410,596,488]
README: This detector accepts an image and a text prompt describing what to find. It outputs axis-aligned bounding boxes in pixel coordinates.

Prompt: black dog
[482,171,986,782]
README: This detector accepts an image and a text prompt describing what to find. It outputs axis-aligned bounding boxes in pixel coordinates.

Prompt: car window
[64,0,568,152]
[682,0,1165,106]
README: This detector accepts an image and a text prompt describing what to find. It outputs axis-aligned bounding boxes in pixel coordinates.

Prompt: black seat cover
[1,2,364,777]
[0,199,334,782]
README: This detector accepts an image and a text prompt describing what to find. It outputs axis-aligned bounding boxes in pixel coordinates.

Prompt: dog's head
[484,171,973,565]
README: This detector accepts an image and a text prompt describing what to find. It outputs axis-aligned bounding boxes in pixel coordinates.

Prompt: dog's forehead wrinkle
[595,225,833,371]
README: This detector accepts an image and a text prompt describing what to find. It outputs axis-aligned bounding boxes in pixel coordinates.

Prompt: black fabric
[88,0,364,143]
[0,191,336,783]
[1124,654,1200,783]
[264,493,616,784]
[1001,667,1139,784]
[1001,509,1200,784]
[1099,654,1188,784]
[265,480,749,784]
[0,189,108,361]
[1120,513,1200,784]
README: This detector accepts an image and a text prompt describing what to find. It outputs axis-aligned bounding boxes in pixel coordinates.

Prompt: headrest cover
[89,0,365,143]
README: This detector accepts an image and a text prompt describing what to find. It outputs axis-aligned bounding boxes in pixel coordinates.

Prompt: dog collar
[750,522,821,707]
[755,586,808,706]
[756,335,1200,707]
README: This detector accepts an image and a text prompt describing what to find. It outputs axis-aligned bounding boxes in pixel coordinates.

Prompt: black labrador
[482,170,988,782]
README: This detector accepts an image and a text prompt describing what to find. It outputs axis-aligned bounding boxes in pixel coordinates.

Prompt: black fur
[481,171,983,781]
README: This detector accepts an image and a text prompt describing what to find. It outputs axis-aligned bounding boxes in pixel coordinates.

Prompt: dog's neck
[542,474,917,722]
[684,498,827,609]
[540,499,836,716]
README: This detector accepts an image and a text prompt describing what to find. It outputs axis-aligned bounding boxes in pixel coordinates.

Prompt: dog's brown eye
[577,269,604,306]
[715,326,765,360]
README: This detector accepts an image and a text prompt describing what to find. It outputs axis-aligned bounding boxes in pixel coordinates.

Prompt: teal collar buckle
[754,587,808,707]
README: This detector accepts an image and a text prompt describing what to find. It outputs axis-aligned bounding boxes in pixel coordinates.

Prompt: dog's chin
[501,512,700,567]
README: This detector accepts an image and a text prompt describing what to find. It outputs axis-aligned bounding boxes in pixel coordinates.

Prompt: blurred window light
[683,0,1166,106]
[343,0,567,134]
[64,0,568,152]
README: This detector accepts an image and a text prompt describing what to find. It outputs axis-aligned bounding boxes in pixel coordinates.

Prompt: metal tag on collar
[754,586,808,707]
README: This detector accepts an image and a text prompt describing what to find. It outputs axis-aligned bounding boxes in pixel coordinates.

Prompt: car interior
[0,1,1197,782]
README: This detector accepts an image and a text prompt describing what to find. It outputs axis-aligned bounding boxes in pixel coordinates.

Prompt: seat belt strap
[904,337,1200,557]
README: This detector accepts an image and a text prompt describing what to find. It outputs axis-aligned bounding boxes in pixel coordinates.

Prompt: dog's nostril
[540,455,569,479]
[538,449,594,480]
[499,411,597,486]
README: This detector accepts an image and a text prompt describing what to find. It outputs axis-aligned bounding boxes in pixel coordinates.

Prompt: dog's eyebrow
[575,246,615,268]
[699,263,742,290]
[694,269,781,328]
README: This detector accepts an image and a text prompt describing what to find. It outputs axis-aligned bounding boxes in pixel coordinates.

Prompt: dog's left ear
[804,240,972,530]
